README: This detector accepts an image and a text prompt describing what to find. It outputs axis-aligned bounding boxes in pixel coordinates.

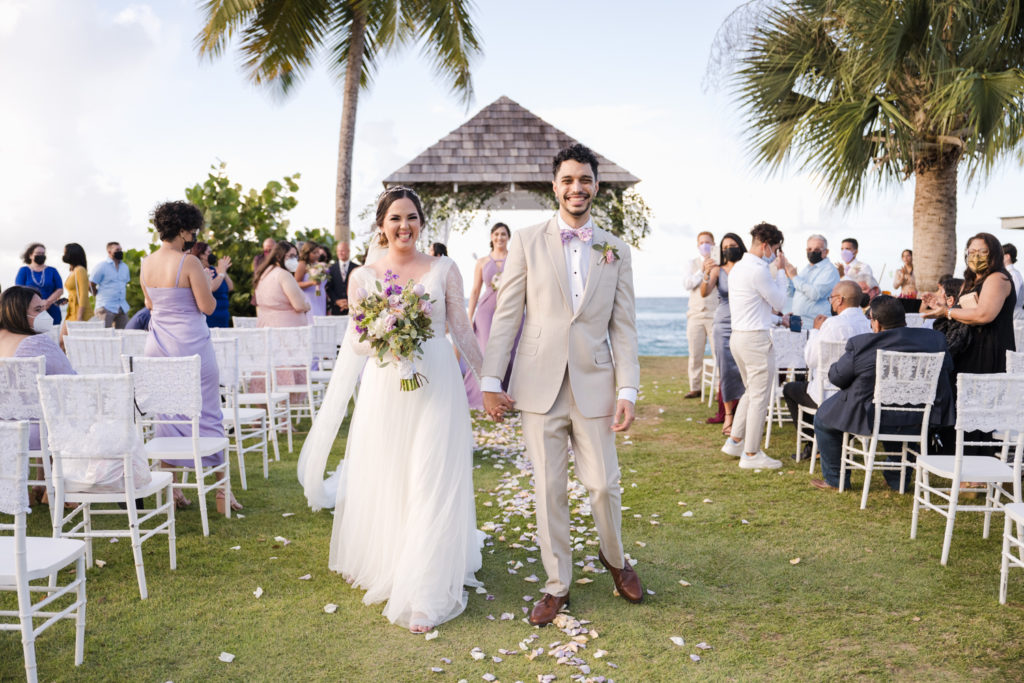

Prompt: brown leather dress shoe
[528,593,570,626]
[598,550,644,604]
[684,390,701,399]
[809,478,839,491]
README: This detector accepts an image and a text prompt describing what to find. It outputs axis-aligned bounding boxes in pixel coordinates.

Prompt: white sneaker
[738,451,783,469]
[721,438,743,457]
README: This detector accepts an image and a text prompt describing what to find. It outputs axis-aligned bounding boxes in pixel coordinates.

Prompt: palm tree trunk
[334,8,367,245]
[912,161,958,292]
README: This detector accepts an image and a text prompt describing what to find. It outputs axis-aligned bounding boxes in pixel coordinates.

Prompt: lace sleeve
[444,259,484,379]
[345,270,374,356]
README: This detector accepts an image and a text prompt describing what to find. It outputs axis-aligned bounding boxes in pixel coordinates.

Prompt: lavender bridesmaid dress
[473,257,522,389]
[301,272,327,321]
[144,255,224,467]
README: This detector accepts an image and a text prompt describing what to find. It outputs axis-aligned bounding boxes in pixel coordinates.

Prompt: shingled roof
[383,96,640,188]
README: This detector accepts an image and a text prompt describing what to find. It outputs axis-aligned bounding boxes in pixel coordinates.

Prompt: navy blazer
[325,260,359,315]
[815,326,955,436]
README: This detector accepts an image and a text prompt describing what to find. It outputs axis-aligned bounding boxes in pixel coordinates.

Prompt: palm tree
[196,0,481,244]
[719,0,1024,289]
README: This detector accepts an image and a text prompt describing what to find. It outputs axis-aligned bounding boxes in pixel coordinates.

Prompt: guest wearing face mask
[781,234,840,331]
[254,240,310,328]
[190,242,233,328]
[15,243,63,326]
[61,242,93,331]
[835,237,873,282]
[89,241,131,328]
[683,231,719,398]
[700,232,747,434]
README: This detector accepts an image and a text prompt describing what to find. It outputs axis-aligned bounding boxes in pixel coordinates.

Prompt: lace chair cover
[211,338,240,390]
[128,355,204,418]
[232,316,259,328]
[955,374,1024,433]
[815,339,848,400]
[313,315,349,347]
[120,330,148,358]
[1014,322,1024,353]
[873,350,945,406]
[211,328,271,377]
[0,357,46,421]
[65,336,125,374]
[269,326,313,369]
[1007,350,1024,376]
[771,328,808,369]
[0,421,30,515]
[64,320,105,333]
[67,328,117,338]
[311,323,338,363]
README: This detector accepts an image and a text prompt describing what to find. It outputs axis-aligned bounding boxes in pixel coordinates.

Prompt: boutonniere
[592,242,620,265]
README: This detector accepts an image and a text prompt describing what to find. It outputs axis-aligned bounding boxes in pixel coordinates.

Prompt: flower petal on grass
[696,642,712,650]
[470,648,485,661]
[229,545,241,551]
[281,512,295,517]
[273,536,290,545]
[323,604,338,614]
[682,511,694,517]
[575,578,593,585]
[253,587,263,598]
[790,558,801,565]
[218,652,235,663]
[524,574,539,583]
[425,630,439,640]
[690,654,701,662]
[670,636,685,646]
[298,574,312,580]
[94,560,106,568]
[679,580,691,587]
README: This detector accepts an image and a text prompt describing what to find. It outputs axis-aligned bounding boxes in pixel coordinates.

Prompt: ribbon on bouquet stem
[397,357,427,392]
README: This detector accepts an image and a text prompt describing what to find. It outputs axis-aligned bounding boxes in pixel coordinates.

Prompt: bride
[298,186,483,633]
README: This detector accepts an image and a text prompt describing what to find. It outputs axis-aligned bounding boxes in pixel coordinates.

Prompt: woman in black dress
[922,232,1016,373]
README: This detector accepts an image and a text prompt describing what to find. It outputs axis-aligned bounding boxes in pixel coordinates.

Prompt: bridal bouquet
[308,263,329,296]
[352,270,435,391]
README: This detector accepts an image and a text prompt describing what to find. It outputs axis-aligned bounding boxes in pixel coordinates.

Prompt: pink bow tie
[560,227,593,244]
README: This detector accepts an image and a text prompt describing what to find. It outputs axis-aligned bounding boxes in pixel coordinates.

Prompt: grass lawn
[3,356,1024,681]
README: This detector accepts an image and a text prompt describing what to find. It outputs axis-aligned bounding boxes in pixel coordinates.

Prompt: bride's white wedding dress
[298,256,484,629]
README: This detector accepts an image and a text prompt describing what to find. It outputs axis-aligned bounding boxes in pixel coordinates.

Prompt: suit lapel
[544,219,573,312]
[574,227,608,319]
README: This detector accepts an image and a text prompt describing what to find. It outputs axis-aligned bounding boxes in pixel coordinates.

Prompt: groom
[482,143,643,626]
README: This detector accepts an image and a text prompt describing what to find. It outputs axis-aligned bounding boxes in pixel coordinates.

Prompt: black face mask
[33,254,46,265]
[182,233,196,252]
[723,246,743,263]
[807,250,824,264]
[208,253,217,267]
[113,249,124,261]
[62,254,71,264]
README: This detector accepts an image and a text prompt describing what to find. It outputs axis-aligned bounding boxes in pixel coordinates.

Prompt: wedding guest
[431,242,448,257]
[721,222,788,470]
[931,276,970,359]
[700,232,746,434]
[893,249,917,297]
[294,241,327,319]
[852,272,881,307]
[253,237,277,273]
[190,242,233,328]
[836,237,874,282]
[15,243,63,326]
[326,241,359,315]
[125,307,151,331]
[255,241,310,327]
[781,280,869,450]
[1003,243,1024,321]
[468,223,521,390]
[810,295,953,491]
[89,241,131,328]
[683,231,718,398]
[920,232,1016,373]
[782,234,840,330]
[61,242,92,330]
[141,201,240,512]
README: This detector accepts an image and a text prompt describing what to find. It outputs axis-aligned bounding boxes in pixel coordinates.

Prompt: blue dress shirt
[90,259,131,314]
[787,258,840,327]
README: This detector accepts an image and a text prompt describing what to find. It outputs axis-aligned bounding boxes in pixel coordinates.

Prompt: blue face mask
[763,248,776,265]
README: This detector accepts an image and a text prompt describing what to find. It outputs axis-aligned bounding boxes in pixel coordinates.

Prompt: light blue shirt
[90,259,131,313]
[787,258,840,327]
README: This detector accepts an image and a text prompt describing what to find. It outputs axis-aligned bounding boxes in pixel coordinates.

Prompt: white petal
[425,630,439,640]
[281,512,295,517]
[253,587,263,598]
[696,642,712,650]
[218,652,235,663]
[94,559,106,568]
[229,545,241,551]
[298,574,312,580]
[690,654,701,662]
[323,603,338,614]
[670,636,685,646]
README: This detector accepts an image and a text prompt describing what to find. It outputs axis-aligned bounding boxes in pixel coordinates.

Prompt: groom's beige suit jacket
[482,218,639,416]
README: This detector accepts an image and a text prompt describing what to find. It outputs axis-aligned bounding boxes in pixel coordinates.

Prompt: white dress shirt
[481,214,637,403]
[804,306,871,403]
[728,252,788,332]
[1007,264,1024,320]
[841,258,874,283]
[684,255,718,315]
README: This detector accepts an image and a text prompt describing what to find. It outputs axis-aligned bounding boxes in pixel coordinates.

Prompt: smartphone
[55,298,69,306]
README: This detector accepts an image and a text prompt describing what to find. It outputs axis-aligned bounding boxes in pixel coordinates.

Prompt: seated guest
[851,272,881,308]
[125,307,152,331]
[810,295,954,491]
[836,237,873,282]
[782,234,840,330]
[782,281,869,442]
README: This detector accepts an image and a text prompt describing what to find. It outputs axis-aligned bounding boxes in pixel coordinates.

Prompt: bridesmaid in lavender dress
[468,223,522,389]
[295,242,327,321]
[141,201,241,512]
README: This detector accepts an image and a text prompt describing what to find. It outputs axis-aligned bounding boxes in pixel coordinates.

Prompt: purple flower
[413,284,426,297]
[419,300,432,314]
[384,314,398,331]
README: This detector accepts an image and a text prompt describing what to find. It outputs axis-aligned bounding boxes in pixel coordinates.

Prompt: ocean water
[637,297,699,357]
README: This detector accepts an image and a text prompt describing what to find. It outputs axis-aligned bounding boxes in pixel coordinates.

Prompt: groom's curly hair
[552,143,599,179]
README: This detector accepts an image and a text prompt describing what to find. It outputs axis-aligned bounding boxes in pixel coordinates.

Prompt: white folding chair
[1007,350,1024,375]
[64,336,125,375]
[1013,321,1024,353]
[912,373,1024,565]
[797,339,847,474]
[212,328,292,455]
[1000,502,1024,604]
[0,357,57,530]
[839,350,946,509]
[64,320,105,334]
[700,357,717,407]
[119,330,148,358]
[232,316,259,328]
[211,338,271,489]
[313,315,348,351]
[37,374,175,599]
[764,328,807,448]
[0,422,87,683]
[310,323,339,401]
[269,326,317,425]
[128,355,230,537]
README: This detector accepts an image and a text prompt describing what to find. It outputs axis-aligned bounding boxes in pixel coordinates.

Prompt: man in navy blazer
[811,295,954,490]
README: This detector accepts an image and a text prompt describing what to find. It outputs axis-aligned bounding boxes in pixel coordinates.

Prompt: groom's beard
[559,191,592,217]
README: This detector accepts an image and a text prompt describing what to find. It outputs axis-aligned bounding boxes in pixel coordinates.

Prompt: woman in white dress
[298,187,483,633]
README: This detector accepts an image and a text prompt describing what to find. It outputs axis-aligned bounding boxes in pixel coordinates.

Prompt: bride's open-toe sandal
[409,613,433,634]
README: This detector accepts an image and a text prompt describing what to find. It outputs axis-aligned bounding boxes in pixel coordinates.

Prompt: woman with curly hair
[140,200,241,513]
[15,242,63,326]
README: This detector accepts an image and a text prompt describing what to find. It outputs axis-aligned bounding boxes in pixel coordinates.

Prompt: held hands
[611,399,635,433]
[483,391,514,422]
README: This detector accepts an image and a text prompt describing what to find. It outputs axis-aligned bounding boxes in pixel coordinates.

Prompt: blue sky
[2,0,1023,295]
